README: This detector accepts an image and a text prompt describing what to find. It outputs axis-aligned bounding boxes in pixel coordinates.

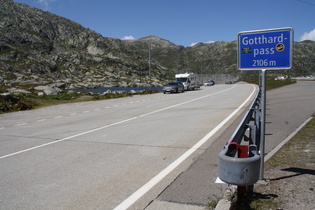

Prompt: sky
[13,0,315,47]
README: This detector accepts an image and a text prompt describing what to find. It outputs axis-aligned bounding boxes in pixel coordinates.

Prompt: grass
[246,79,296,90]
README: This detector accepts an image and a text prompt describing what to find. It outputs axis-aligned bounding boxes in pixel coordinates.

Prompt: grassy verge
[246,79,296,90]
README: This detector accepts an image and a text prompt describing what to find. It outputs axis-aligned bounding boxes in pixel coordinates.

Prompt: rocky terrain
[1,0,315,92]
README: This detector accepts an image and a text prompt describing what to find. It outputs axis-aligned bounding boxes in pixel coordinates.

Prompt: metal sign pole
[236,27,293,183]
[259,69,266,180]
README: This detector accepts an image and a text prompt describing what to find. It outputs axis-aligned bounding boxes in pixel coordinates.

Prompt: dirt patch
[72,95,95,101]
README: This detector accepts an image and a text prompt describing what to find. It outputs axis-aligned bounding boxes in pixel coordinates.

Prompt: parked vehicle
[163,81,185,94]
[175,73,201,91]
[204,80,215,86]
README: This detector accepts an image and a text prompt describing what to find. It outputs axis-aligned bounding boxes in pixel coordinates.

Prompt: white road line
[69,113,77,116]
[16,123,27,126]
[0,85,249,173]
[0,127,5,130]
[113,84,256,210]
[1,86,238,160]
[264,116,313,162]
[0,117,137,160]
[36,119,47,122]
[55,116,63,118]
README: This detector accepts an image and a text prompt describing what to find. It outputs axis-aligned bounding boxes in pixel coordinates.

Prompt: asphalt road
[0,83,259,210]
[155,80,315,208]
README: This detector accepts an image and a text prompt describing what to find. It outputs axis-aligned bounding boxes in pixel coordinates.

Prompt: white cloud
[190,41,215,47]
[300,29,315,41]
[121,35,136,40]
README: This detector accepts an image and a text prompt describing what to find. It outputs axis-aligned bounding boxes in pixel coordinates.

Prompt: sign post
[237,28,293,181]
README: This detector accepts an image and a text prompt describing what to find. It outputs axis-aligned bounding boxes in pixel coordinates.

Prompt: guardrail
[218,87,262,186]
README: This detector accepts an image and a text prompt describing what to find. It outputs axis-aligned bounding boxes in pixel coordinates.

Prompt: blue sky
[13,0,315,46]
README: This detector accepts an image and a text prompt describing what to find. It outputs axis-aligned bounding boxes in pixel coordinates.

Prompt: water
[71,86,163,94]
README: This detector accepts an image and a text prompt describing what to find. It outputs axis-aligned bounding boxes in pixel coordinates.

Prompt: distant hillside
[1,0,314,90]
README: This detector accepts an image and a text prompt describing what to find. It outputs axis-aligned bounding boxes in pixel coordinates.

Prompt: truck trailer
[175,73,201,90]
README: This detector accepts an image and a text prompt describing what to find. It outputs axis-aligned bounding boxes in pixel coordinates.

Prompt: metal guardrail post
[218,87,262,186]
[259,69,266,180]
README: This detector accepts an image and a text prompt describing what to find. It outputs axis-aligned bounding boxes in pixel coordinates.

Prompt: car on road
[204,80,215,86]
[163,81,185,94]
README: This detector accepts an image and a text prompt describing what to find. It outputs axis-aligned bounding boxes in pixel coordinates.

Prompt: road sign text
[238,28,293,70]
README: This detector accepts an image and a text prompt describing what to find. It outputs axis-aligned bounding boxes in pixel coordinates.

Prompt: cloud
[121,35,136,40]
[300,29,315,41]
[190,41,215,47]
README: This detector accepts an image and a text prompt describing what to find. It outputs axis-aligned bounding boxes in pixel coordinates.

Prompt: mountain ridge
[1,0,314,90]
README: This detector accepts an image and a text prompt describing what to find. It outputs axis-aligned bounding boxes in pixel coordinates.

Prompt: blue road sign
[238,28,293,70]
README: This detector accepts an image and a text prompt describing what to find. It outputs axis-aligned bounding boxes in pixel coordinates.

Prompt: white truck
[175,73,201,91]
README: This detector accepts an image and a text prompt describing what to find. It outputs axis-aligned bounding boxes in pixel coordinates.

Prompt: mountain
[1,0,314,90]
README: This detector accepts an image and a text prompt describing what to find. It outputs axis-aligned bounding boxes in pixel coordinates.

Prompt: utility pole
[149,44,152,92]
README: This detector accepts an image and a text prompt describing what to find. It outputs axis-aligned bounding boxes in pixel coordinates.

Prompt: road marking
[16,123,27,126]
[264,116,313,162]
[0,117,137,160]
[0,85,251,170]
[1,94,162,130]
[113,84,257,210]
[1,86,238,160]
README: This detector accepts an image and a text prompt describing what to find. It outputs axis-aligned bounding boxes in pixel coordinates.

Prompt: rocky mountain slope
[1,0,314,90]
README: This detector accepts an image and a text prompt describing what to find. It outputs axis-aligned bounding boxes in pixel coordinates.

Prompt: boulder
[67,90,76,94]
[7,88,31,94]
[34,86,62,95]
[49,83,66,89]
